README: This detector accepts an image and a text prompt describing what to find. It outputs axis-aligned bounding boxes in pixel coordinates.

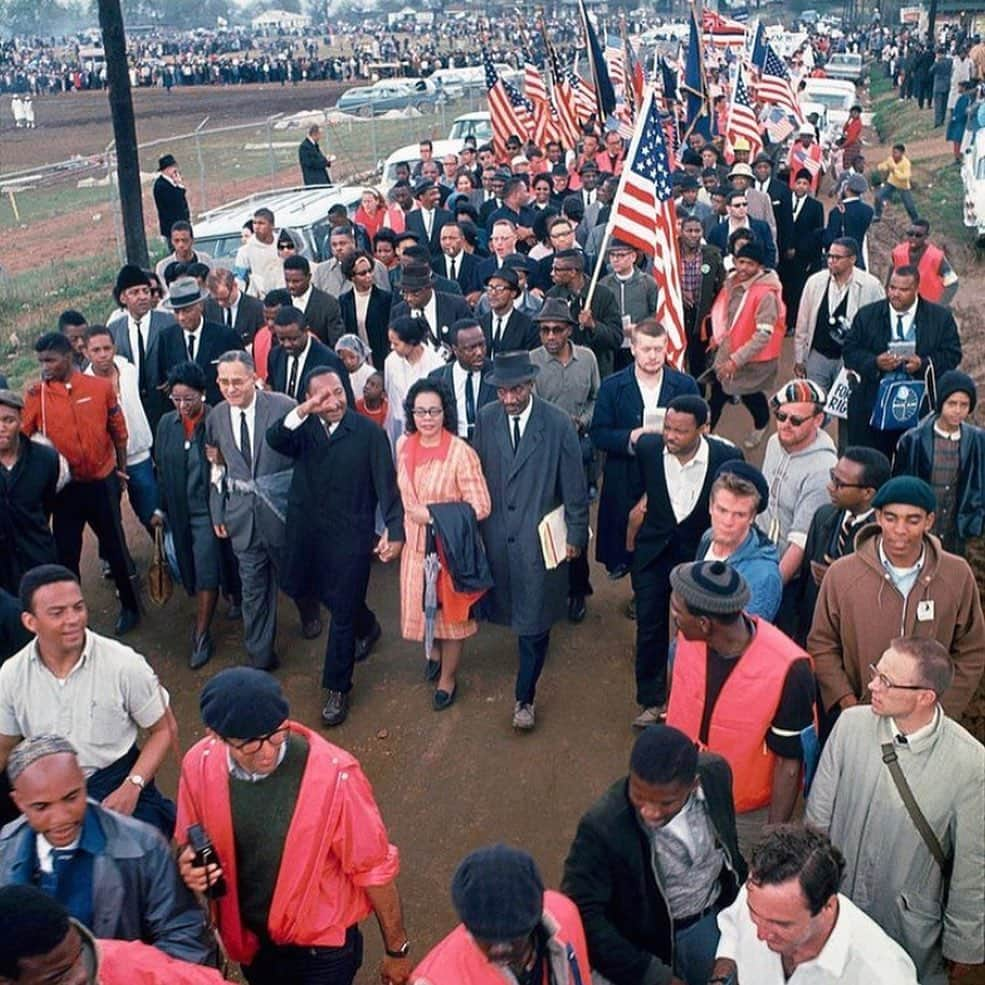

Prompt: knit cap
[451,845,544,941]
[669,561,750,615]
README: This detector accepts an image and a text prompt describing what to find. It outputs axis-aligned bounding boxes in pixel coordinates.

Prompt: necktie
[425,211,433,238]
[494,317,504,347]
[465,372,476,438]
[896,314,905,342]
[837,514,854,556]
[449,256,457,280]
[287,356,299,399]
[38,848,74,897]
[135,318,147,390]
[187,333,196,361]
[512,416,521,453]
[240,411,252,471]
[225,306,233,329]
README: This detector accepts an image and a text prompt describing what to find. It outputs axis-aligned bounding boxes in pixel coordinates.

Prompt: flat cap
[451,845,544,941]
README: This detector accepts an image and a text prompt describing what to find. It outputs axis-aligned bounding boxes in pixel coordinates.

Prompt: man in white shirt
[710,825,918,985]
[233,207,283,298]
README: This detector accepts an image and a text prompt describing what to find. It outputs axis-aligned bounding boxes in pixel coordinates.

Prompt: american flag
[607,88,686,367]
[568,70,597,125]
[754,42,805,124]
[762,105,795,143]
[725,62,762,159]
[702,9,747,49]
[524,50,549,106]
[483,48,534,158]
[545,35,582,148]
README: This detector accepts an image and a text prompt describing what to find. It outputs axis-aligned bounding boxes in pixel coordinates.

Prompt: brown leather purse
[147,526,173,607]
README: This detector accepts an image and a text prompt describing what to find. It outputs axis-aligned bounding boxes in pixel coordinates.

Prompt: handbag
[869,362,934,431]
[147,525,173,607]
[881,742,952,877]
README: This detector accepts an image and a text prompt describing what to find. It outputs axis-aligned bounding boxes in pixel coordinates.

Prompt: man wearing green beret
[809,475,985,724]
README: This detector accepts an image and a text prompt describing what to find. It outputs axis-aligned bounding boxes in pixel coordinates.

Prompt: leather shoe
[568,595,587,623]
[354,620,382,663]
[301,618,323,640]
[432,686,457,711]
[321,690,349,727]
[114,607,139,636]
[425,659,442,682]
[189,633,214,670]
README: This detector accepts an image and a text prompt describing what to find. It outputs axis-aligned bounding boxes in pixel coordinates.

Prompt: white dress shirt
[37,831,82,874]
[890,300,918,344]
[509,394,535,446]
[451,360,480,438]
[663,437,709,522]
[716,887,919,984]
[284,338,313,400]
[232,394,258,457]
[292,284,313,314]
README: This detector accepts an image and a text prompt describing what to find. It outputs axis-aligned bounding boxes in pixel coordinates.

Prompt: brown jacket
[808,524,985,717]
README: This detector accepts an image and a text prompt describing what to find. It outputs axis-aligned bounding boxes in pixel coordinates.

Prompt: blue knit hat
[451,845,544,941]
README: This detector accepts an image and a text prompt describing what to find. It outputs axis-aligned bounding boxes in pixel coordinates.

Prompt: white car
[447,111,492,143]
[377,113,492,190]
[802,79,858,129]
[961,128,985,244]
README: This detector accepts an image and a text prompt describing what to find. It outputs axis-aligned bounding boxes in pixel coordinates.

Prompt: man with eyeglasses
[888,218,960,306]
[478,269,538,356]
[177,668,411,985]
[807,637,985,985]
[706,189,776,269]
[793,236,884,395]
[532,216,580,294]
[794,447,890,650]
[809,475,985,726]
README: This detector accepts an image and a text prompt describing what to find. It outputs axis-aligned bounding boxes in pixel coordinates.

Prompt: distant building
[251,9,311,31]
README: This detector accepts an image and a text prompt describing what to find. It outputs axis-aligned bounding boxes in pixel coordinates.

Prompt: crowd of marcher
[0,13,983,985]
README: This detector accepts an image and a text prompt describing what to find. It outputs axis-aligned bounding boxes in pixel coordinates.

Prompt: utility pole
[98,0,149,267]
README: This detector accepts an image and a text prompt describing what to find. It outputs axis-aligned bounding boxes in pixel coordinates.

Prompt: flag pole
[584,85,656,309]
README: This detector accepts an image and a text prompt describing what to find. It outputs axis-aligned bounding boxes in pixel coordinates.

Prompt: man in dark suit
[752,153,794,258]
[393,242,463,297]
[156,277,244,406]
[678,217,726,383]
[151,153,188,241]
[432,222,481,297]
[478,170,508,229]
[630,396,742,728]
[591,324,700,580]
[405,180,453,258]
[388,262,471,352]
[795,447,890,648]
[267,366,403,727]
[267,307,353,405]
[298,124,333,185]
[478,269,539,356]
[823,175,874,270]
[843,265,962,457]
[474,351,589,731]
[109,264,175,433]
[427,318,496,443]
[204,267,265,345]
[486,177,538,251]
[779,169,826,329]
[282,254,343,347]
[706,189,777,268]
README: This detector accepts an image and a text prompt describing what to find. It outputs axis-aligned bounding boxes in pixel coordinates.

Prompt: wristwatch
[385,940,410,959]
[127,774,146,790]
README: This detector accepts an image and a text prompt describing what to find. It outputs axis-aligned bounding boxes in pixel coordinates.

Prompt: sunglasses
[774,411,811,425]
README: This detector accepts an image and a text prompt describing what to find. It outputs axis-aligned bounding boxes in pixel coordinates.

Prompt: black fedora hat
[532,298,577,326]
[484,350,540,388]
[158,153,177,171]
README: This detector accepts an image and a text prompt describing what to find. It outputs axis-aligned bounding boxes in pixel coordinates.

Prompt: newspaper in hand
[538,505,568,570]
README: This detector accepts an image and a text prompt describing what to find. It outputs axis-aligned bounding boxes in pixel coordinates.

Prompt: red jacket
[667,618,809,812]
[891,242,946,303]
[176,722,399,965]
[711,278,786,364]
[412,891,591,985]
[98,939,226,984]
[21,371,128,482]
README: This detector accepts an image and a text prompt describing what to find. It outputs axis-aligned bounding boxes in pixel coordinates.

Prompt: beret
[715,460,770,513]
[451,845,544,941]
[200,667,289,740]
[871,476,937,514]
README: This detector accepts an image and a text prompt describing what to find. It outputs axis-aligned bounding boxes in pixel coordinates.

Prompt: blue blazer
[707,217,777,268]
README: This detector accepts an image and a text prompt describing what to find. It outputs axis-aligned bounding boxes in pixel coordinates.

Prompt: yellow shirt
[879,155,912,190]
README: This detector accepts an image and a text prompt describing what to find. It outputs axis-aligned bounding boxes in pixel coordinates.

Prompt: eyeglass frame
[224,725,291,755]
[828,469,868,490]
[774,410,814,426]
[411,407,444,418]
[867,663,930,692]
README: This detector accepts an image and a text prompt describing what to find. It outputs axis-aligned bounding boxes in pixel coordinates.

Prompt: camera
[829,315,852,347]
[187,824,227,899]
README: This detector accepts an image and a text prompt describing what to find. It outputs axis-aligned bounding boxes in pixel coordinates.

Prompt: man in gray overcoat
[806,637,985,985]
[474,350,589,731]
[205,351,320,670]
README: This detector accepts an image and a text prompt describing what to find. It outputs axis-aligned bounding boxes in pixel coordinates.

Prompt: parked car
[447,111,492,143]
[378,139,462,190]
[192,186,364,265]
[961,127,985,245]
[335,78,444,117]
[823,52,866,84]
[802,79,857,129]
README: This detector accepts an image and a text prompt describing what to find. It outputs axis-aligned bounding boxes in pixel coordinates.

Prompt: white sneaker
[512,702,536,731]
[632,706,667,729]
[743,427,768,450]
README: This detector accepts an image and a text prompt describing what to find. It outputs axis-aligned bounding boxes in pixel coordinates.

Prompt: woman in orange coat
[396,378,491,710]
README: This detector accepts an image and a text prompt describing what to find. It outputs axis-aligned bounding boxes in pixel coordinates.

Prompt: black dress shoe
[354,620,382,663]
[252,652,280,672]
[189,633,214,670]
[114,608,140,636]
[321,690,349,727]
[301,618,323,640]
[433,686,457,711]
[568,595,587,623]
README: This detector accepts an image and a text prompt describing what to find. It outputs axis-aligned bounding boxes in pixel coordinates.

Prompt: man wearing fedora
[153,154,189,242]
[474,350,589,731]
[727,162,777,247]
[405,179,453,258]
[156,277,244,407]
[109,264,175,434]
[479,268,538,357]
[530,299,600,623]
[389,262,471,354]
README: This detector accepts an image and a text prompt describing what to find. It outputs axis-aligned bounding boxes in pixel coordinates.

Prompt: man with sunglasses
[807,637,985,985]
[809,475,985,725]
[889,219,960,307]
[177,668,411,985]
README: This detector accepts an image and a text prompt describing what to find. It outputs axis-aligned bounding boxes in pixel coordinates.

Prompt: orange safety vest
[667,618,810,813]
[710,279,786,362]
[891,242,945,303]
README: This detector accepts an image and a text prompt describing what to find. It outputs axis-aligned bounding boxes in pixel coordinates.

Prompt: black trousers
[631,555,675,708]
[243,925,362,985]
[53,474,138,611]
[708,384,770,431]
[516,630,550,704]
[320,556,376,693]
[567,552,593,598]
